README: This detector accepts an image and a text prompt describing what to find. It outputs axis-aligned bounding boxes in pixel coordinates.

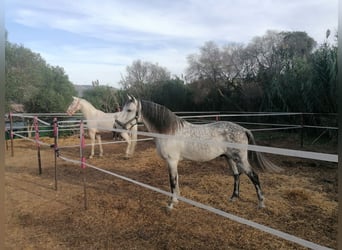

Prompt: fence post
[300,113,304,148]
[53,117,59,191]
[9,112,14,157]
[5,127,8,151]
[34,116,42,175]
[80,120,88,210]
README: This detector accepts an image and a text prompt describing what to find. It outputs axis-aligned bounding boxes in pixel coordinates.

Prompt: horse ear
[127,94,137,102]
[72,96,77,100]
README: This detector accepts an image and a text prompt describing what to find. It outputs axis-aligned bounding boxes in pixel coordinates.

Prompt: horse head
[66,96,81,116]
[115,95,140,129]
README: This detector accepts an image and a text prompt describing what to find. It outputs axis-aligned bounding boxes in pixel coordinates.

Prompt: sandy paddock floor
[5,133,338,249]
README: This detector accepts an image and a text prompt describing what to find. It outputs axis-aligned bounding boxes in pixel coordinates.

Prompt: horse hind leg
[245,170,265,208]
[224,156,241,202]
[228,153,265,208]
[167,159,180,210]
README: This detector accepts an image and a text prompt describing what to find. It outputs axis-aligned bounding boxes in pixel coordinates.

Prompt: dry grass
[5,135,338,249]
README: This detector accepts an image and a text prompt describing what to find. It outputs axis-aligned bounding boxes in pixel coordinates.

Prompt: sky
[5,0,338,88]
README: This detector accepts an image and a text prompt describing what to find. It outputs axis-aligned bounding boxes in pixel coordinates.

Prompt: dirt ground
[5,133,338,249]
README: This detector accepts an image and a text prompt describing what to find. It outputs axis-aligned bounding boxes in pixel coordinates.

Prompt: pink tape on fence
[53,117,58,137]
[81,156,86,169]
[80,121,85,149]
[81,134,85,149]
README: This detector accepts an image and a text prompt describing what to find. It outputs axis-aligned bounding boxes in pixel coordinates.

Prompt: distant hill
[73,84,119,97]
[73,85,93,97]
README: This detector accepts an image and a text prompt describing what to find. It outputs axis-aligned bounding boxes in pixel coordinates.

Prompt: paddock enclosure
[5,113,338,249]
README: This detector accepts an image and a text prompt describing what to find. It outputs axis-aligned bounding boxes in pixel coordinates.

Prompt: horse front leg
[96,134,103,157]
[121,132,131,159]
[167,159,180,210]
[89,135,95,159]
[122,129,138,159]
[128,129,137,157]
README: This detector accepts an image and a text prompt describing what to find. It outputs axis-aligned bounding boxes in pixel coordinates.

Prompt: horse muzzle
[115,117,138,130]
[115,119,126,129]
[66,110,74,116]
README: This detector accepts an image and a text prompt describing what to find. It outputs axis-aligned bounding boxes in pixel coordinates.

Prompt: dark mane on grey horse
[141,100,185,134]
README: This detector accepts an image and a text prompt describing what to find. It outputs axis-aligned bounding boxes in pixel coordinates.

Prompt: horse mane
[79,97,92,107]
[140,100,185,134]
[78,97,99,112]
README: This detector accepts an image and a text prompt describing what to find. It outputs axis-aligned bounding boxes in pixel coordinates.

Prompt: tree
[5,42,46,108]
[24,66,76,113]
[150,78,192,111]
[119,60,171,99]
[82,85,120,112]
[245,30,316,111]
[5,38,76,112]
[186,41,223,86]
[92,79,100,87]
[186,41,246,111]
[305,40,337,113]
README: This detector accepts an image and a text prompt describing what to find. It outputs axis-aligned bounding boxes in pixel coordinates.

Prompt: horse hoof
[229,196,238,202]
[258,202,265,209]
[166,203,174,211]
[89,155,93,159]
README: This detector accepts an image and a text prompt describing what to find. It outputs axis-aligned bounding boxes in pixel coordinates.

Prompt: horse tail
[245,130,283,173]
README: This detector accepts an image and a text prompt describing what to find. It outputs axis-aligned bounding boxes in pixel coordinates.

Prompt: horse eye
[127,109,132,112]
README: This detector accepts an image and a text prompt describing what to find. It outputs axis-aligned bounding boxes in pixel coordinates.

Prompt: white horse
[66,96,137,159]
[116,96,282,209]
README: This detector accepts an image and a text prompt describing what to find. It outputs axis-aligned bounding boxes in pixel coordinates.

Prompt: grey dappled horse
[116,96,282,209]
[66,97,137,159]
